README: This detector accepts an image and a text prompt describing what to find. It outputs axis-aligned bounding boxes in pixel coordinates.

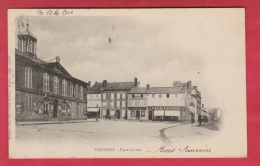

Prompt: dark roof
[18,30,35,37]
[15,49,46,64]
[129,87,186,94]
[87,83,103,93]
[88,82,138,93]
[103,82,136,91]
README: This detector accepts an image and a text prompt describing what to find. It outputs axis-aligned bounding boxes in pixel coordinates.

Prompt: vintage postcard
[8,8,246,158]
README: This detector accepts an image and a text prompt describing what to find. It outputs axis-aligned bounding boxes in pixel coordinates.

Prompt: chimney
[103,80,107,88]
[173,81,181,87]
[56,56,60,62]
[146,84,150,90]
[187,81,192,93]
[88,81,91,87]
[134,77,138,87]
[95,81,98,84]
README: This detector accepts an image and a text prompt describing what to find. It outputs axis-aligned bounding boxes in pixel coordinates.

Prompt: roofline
[41,62,72,77]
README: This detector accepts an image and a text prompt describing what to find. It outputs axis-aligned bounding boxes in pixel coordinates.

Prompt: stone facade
[15,23,89,122]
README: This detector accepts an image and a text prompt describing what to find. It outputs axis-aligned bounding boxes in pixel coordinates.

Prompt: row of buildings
[15,20,205,122]
[87,79,203,122]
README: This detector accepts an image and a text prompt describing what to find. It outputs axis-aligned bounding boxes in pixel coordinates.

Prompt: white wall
[147,93,186,106]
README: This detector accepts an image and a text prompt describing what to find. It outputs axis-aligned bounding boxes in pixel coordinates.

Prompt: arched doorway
[53,99,59,117]
[43,97,50,115]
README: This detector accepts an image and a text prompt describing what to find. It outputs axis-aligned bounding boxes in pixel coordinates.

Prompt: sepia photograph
[8,8,246,158]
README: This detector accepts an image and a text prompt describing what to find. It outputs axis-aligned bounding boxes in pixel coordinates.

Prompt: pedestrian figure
[198,114,202,126]
[205,116,208,126]
[191,117,195,123]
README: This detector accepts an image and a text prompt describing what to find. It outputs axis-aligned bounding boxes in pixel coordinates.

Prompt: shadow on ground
[194,122,220,131]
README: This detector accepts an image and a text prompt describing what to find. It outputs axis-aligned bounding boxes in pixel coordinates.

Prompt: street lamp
[96,104,99,122]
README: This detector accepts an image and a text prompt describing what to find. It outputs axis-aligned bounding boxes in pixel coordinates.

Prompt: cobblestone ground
[13,119,220,158]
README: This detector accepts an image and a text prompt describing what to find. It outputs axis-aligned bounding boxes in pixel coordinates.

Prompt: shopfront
[148,106,186,121]
[127,107,148,120]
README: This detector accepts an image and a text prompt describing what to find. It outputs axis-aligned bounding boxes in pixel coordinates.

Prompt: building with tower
[15,18,89,121]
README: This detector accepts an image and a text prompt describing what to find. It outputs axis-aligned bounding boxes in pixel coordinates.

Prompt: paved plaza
[14,120,220,158]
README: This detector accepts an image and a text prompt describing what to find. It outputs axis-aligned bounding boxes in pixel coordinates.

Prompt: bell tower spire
[17,16,37,58]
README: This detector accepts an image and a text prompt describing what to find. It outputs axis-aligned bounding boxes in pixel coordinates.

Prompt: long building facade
[127,81,201,122]
[15,23,89,122]
[87,78,139,119]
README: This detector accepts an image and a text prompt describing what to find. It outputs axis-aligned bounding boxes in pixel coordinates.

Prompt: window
[103,93,106,100]
[111,93,114,100]
[141,94,143,98]
[111,101,114,108]
[25,95,32,110]
[53,76,59,94]
[103,102,106,107]
[117,101,120,108]
[70,83,73,97]
[122,93,126,99]
[131,111,135,117]
[62,79,67,96]
[167,94,169,98]
[152,94,155,98]
[75,84,78,98]
[25,67,32,88]
[159,94,162,98]
[117,93,120,99]
[96,94,99,99]
[141,111,145,117]
[44,102,49,115]
[43,73,49,92]
[122,101,126,107]
[132,94,135,98]
[79,86,83,100]
[87,94,90,100]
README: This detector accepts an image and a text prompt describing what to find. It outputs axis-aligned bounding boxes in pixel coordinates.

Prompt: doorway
[116,110,120,119]
[148,111,153,120]
[53,99,58,117]
[136,111,140,119]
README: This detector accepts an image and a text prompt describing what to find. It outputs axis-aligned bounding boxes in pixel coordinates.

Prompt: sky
[13,9,245,108]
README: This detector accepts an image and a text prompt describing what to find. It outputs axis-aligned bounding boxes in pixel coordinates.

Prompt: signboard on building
[148,106,186,110]
[128,107,146,110]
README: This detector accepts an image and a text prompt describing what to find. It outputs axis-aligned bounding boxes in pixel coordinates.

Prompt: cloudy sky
[13,9,245,108]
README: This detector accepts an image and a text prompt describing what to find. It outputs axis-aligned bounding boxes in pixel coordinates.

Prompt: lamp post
[96,104,99,122]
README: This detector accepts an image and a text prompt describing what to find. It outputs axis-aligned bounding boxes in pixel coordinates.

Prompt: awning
[165,110,180,116]
[154,110,164,116]
[87,108,100,112]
